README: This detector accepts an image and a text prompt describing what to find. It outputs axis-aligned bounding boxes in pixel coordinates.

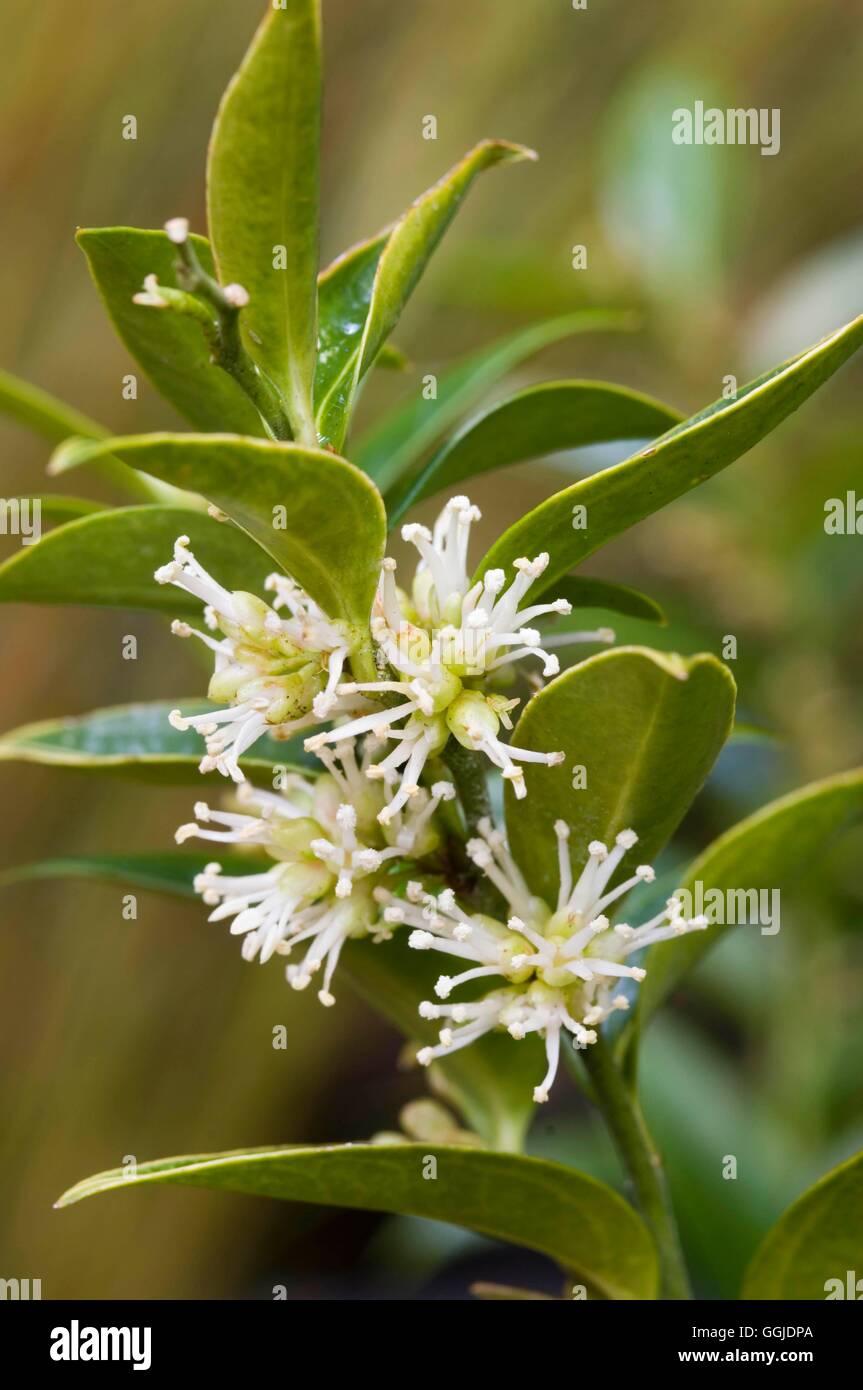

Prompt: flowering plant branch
[3,0,863,1302]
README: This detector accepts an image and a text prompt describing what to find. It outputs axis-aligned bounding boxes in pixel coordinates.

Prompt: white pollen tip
[554,819,569,839]
[615,829,638,849]
[164,216,189,244]
[546,751,565,766]
[416,1048,434,1067]
[631,967,647,981]
[223,282,250,308]
[588,840,608,859]
[434,976,453,999]
[174,824,197,843]
[168,709,189,731]
[170,620,191,637]
[418,1001,437,1019]
[317,990,336,1008]
[636,865,656,882]
[409,930,434,950]
[532,1086,550,1104]
[598,627,615,643]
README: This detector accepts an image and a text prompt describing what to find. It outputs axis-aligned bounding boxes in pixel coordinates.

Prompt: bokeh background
[1,0,861,1299]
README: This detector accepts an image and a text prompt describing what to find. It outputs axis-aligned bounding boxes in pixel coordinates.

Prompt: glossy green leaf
[0,701,310,785]
[353,311,635,492]
[504,647,736,904]
[77,228,263,435]
[742,1149,863,1300]
[207,0,320,443]
[387,380,681,524]
[476,311,863,587]
[56,1142,659,1299]
[48,434,386,640]
[0,506,273,612]
[546,576,665,625]
[638,767,863,1029]
[315,141,536,451]
[342,932,540,1154]
[0,853,229,898]
[314,230,389,433]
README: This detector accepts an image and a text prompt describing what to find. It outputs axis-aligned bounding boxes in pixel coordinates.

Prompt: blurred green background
[1,0,861,1299]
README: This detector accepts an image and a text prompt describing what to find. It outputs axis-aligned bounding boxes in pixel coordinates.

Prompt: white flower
[156,536,367,781]
[379,818,707,1103]
[178,750,455,1005]
[305,495,612,817]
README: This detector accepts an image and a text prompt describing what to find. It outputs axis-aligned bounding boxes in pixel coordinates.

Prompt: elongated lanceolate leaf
[475,311,863,587]
[207,1,321,444]
[56,1142,659,1300]
[0,506,274,612]
[387,380,681,524]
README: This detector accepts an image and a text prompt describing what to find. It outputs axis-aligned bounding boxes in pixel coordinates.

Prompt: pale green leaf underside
[742,1149,863,1300]
[56,1141,659,1300]
[638,767,863,1028]
[505,647,736,904]
[206,0,321,438]
[0,506,274,612]
[0,701,310,785]
[48,434,386,635]
[476,311,863,586]
[386,380,682,524]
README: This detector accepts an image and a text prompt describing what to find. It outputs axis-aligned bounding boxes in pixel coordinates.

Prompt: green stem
[173,239,294,442]
[441,741,502,915]
[582,1034,691,1300]
[442,741,492,835]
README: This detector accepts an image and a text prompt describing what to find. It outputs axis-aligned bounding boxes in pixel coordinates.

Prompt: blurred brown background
[1,0,861,1298]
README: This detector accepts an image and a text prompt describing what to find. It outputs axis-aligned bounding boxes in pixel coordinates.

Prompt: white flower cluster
[375,820,708,1103]
[155,495,697,1104]
[176,746,454,1005]
[159,495,610,807]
